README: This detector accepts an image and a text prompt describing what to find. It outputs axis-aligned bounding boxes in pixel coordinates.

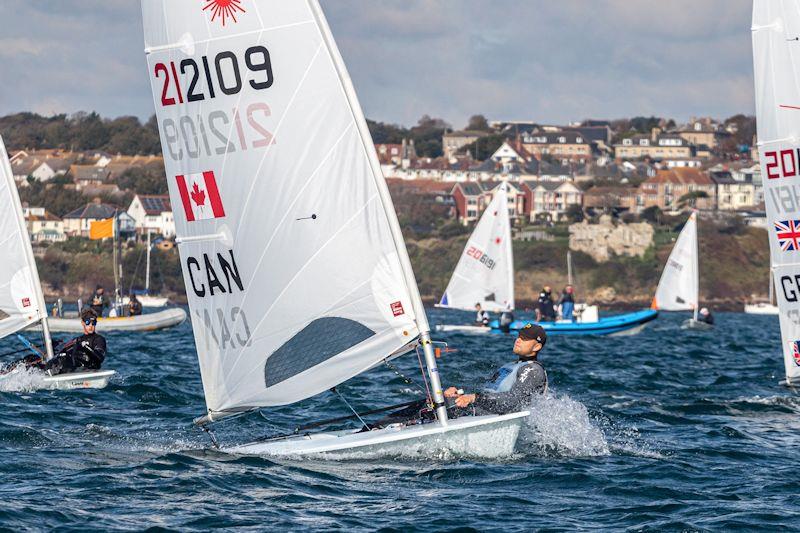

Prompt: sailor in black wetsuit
[46,309,106,375]
[373,324,548,427]
[5,309,107,376]
[698,307,714,326]
[444,323,548,415]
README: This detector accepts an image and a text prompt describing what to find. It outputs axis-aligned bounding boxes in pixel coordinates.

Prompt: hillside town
[4,113,763,251]
[378,115,763,230]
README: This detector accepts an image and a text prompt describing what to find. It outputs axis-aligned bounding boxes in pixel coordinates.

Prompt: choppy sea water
[1,308,799,530]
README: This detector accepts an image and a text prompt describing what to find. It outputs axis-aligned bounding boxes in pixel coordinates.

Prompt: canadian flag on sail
[176,171,226,222]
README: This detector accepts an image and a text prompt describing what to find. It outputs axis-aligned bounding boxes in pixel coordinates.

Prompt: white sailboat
[652,212,709,329]
[435,183,514,333]
[141,0,529,457]
[753,1,800,385]
[0,136,115,390]
[744,271,779,315]
[124,230,170,308]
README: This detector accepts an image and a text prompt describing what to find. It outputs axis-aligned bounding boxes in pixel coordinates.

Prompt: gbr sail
[438,183,514,312]
[653,212,698,312]
[753,1,800,384]
[0,136,48,339]
[142,0,426,417]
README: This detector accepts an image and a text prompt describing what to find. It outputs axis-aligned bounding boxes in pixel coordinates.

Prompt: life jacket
[482,361,526,393]
[482,360,548,394]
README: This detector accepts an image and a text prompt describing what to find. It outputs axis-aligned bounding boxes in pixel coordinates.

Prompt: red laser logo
[203,0,245,26]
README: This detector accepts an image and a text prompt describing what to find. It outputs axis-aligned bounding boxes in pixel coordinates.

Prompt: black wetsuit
[44,334,107,375]
[129,298,143,316]
[499,311,515,333]
[377,358,547,426]
[538,292,556,321]
[699,312,714,325]
[89,292,110,317]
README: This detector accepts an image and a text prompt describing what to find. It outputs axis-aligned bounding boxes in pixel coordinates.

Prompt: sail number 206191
[154,46,273,107]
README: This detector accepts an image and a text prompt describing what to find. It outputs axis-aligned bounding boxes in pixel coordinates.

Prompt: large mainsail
[653,212,699,312]
[753,1,800,384]
[0,136,49,341]
[142,0,434,417]
[438,183,514,312]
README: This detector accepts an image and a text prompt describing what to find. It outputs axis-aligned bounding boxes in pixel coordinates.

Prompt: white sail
[438,183,514,312]
[141,0,428,416]
[654,212,698,312]
[0,136,48,339]
[753,1,800,383]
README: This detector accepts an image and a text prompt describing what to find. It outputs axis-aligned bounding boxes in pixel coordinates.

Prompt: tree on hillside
[640,205,662,224]
[564,204,584,223]
[458,134,505,160]
[466,114,491,132]
[117,166,169,195]
[677,190,709,209]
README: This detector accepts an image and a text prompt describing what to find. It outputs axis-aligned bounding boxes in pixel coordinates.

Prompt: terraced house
[614,128,694,160]
[633,168,716,213]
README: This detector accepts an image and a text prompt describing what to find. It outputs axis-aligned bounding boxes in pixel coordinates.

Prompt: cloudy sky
[0,0,753,129]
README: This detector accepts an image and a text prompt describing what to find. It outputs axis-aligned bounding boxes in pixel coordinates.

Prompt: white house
[522,180,584,222]
[127,194,175,238]
[24,207,66,242]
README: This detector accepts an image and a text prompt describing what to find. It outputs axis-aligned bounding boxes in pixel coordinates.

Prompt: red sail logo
[202,0,245,26]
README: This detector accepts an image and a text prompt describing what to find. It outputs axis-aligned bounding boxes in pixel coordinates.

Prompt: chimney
[651,127,661,143]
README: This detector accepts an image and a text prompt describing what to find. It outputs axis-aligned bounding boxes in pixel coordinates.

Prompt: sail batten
[142,0,428,413]
[438,184,515,313]
[752,1,800,382]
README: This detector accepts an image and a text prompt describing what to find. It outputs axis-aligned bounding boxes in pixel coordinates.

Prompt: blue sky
[0,0,753,129]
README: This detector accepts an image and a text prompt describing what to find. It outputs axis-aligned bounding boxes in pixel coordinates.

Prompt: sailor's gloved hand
[455,394,476,408]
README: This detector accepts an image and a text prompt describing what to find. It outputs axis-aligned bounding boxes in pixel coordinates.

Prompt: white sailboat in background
[142,0,528,457]
[0,136,115,390]
[124,230,169,308]
[435,183,514,333]
[652,212,709,329]
[744,271,779,315]
[752,1,800,385]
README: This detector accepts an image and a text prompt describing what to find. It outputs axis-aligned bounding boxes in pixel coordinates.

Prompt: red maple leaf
[191,182,206,207]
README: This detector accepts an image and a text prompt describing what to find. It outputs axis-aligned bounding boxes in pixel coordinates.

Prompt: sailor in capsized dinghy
[8,309,107,376]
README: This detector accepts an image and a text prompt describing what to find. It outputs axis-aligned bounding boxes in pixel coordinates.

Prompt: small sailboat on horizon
[652,211,711,329]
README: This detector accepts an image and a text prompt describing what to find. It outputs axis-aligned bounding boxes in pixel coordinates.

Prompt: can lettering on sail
[186,250,244,298]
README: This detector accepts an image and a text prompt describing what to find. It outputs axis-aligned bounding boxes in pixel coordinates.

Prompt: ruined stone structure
[569,215,654,262]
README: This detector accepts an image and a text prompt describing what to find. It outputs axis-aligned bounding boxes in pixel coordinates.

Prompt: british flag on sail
[793,341,800,367]
[775,220,800,251]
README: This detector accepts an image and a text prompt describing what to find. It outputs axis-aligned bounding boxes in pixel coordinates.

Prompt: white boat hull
[123,295,169,308]
[228,411,529,459]
[41,369,116,390]
[744,303,779,315]
[433,324,490,334]
[30,308,187,333]
[682,318,713,330]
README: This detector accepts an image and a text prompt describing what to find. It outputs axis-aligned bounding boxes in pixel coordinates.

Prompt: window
[623,139,632,146]
[640,139,650,146]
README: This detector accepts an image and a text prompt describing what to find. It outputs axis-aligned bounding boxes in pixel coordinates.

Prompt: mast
[567,251,573,286]
[693,211,699,322]
[145,229,151,294]
[308,0,448,424]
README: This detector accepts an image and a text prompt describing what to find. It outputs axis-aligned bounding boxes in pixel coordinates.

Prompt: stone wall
[569,215,654,262]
